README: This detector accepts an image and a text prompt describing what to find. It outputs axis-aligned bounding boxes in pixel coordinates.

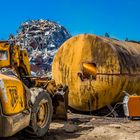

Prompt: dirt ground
[1,113,140,140]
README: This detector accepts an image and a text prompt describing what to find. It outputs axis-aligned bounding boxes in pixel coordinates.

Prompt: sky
[0,0,140,41]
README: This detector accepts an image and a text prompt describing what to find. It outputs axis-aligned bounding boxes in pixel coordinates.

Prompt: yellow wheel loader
[0,41,68,137]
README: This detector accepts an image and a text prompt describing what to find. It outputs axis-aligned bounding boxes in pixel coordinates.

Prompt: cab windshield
[0,51,8,60]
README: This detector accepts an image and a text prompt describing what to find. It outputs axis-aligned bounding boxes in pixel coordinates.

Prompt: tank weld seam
[97,73,140,76]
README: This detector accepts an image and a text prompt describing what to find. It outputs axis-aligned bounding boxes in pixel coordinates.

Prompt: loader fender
[30,88,44,104]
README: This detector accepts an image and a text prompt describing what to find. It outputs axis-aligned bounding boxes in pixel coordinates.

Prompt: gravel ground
[1,113,140,140]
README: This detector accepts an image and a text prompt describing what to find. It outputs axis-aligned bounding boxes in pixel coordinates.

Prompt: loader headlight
[0,51,8,60]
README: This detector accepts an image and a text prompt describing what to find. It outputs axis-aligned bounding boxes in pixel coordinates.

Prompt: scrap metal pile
[9,19,71,76]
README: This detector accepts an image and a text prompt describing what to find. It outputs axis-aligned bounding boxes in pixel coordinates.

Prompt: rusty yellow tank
[52,34,140,111]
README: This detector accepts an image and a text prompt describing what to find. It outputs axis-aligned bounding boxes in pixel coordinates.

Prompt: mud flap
[52,85,68,120]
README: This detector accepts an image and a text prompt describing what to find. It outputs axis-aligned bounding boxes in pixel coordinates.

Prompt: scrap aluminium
[52,34,140,112]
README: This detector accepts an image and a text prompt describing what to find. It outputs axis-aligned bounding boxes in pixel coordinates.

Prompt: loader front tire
[26,91,53,137]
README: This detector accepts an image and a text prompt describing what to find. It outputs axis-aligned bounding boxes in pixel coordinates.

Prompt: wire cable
[103,102,124,117]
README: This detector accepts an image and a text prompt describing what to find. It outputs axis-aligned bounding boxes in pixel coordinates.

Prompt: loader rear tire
[26,91,53,137]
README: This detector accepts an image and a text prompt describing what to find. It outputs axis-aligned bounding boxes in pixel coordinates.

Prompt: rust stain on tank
[52,34,140,111]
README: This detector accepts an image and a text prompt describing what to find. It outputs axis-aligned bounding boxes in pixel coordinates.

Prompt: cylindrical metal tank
[52,34,140,112]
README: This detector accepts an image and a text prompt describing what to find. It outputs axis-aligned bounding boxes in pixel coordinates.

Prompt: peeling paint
[0,79,8,102]
[30,88,43,104]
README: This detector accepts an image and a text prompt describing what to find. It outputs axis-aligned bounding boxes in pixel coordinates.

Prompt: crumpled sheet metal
[9,19,71,76]
[52,34,140,111]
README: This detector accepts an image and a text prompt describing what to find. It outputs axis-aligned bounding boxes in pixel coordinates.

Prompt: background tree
[125,38,129,41]
[105,32,110,38]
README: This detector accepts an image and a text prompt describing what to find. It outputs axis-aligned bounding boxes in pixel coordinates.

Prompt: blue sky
[0,0,139,40]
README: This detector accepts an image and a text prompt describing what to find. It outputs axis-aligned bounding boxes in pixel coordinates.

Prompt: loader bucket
[45,80,68,120]
[52,85,68,120]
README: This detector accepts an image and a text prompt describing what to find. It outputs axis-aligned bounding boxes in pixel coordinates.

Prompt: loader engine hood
[0,73,25,115]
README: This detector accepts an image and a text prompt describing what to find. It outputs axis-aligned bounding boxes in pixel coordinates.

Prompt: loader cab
[0,50,8,60]
[0,42,10,68]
